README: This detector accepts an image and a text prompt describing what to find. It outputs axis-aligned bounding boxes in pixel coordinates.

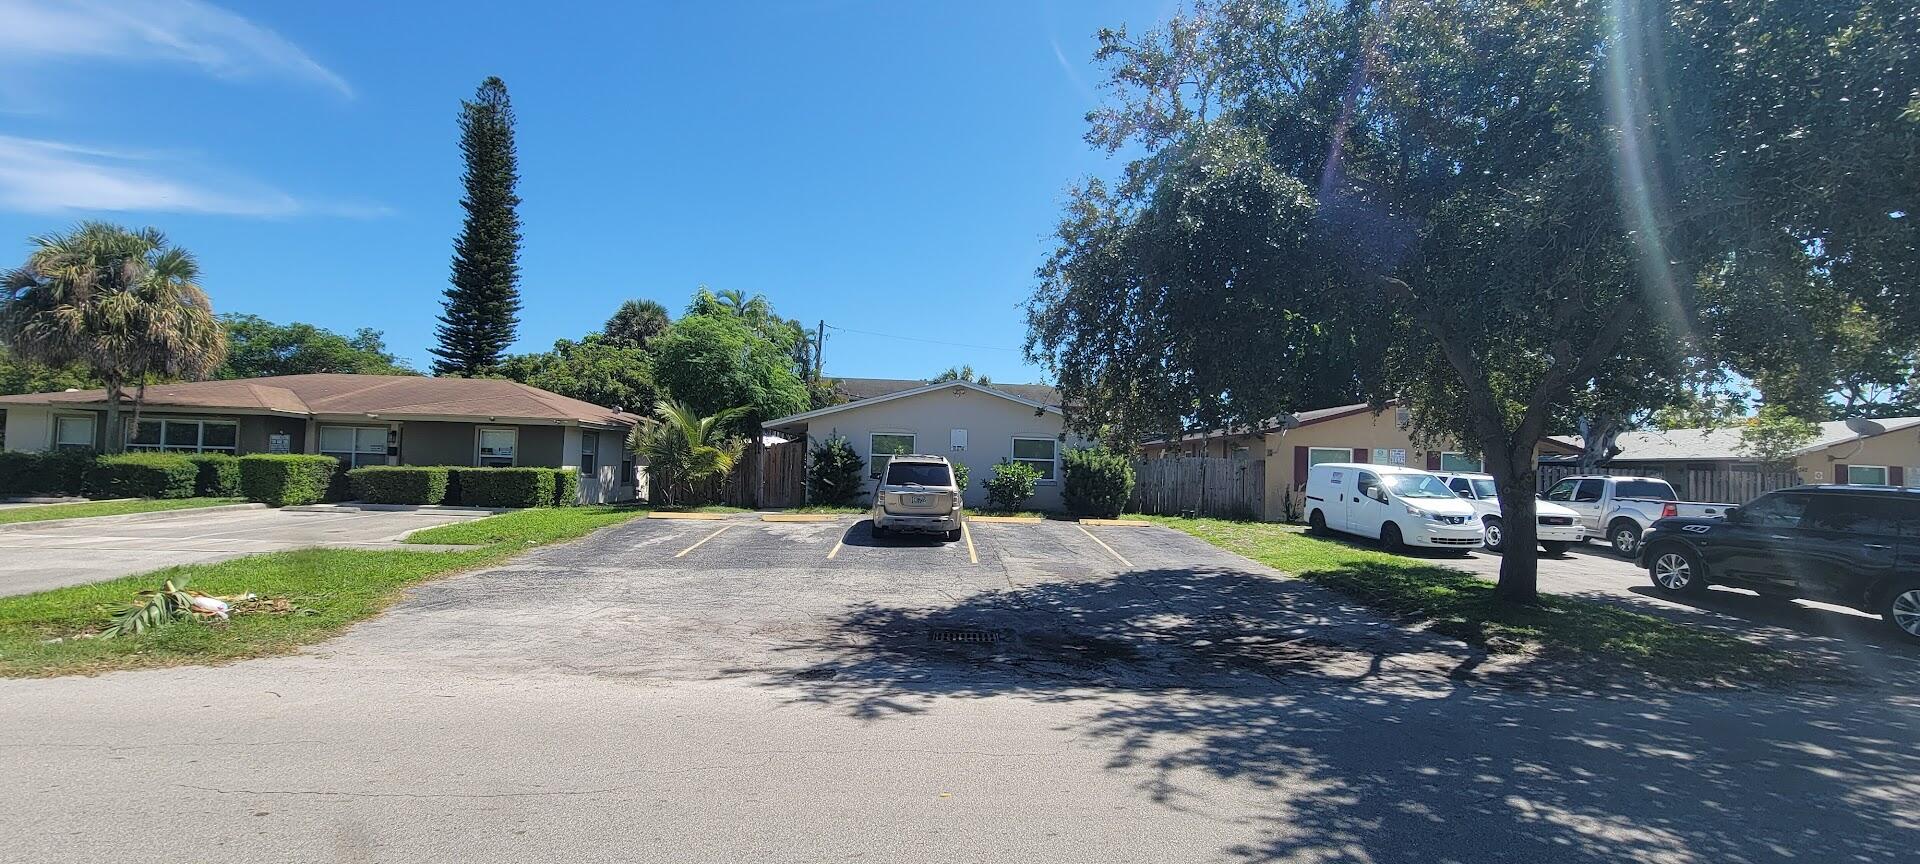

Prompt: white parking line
[674,524,733,558]
[1074,523,1133,568]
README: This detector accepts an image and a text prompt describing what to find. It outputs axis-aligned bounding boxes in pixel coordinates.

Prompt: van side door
[1350,471,1387,539]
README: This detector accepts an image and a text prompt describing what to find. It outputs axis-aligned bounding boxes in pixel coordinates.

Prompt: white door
[1546,478,1605,531]
[1348,471,1387,538]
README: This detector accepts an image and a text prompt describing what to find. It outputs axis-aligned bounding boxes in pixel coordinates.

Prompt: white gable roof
[765,379,1063,431]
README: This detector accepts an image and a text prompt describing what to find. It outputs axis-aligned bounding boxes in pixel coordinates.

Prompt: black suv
[1636,485,1920,643]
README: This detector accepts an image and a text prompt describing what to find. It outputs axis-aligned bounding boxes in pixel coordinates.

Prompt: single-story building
[1141,401,1488,522]
[1545,417,1920,502]
[0,373,640,503]
[764,379,1078,510]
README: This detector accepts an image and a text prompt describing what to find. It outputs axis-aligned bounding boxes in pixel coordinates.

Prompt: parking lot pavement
[0,507,487,596]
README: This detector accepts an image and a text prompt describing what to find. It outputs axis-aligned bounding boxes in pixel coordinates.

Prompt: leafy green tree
[932,365,991,385]
[496,337,653,411]
[0,345,95,395]
[219,314,411,379]
[651,305,809,433]
[2,223,226,452]
[627,399,744,506]
[602,299,671,349]
[432,76,522,377]
[1738,406,1821,468]
[805,435,866,505]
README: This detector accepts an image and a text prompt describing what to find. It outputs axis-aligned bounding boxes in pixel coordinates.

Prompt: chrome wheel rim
[1653,553,1692,590]
[1484,521,1503,549]
[1614,528,1638,554]
[1893,590,1920,637]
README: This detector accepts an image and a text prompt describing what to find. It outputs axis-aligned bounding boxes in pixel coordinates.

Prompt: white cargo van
[1303,463,1483,551]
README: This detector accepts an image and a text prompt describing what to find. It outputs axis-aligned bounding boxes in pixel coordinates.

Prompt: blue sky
[0,0,1171,382]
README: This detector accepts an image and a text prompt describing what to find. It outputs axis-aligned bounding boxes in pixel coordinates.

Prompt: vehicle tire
[1541,540,1571,557]
[1647,545,1707,595]
[1881,579,1920,644]
[1380,523,1405,553]
[1482,517,1506,553]
[945,528,963,542]
[1307,509,1328,535]
[1609,520,1643,558]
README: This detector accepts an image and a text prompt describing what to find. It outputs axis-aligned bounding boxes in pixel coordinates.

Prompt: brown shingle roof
[0,373,635,426]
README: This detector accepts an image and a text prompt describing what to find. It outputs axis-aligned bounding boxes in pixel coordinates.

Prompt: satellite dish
[1279,414,1301,430]
[1845,417,1886,436]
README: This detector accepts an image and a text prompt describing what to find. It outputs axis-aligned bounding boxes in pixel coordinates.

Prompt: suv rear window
[1614,479,1677,500]
[884,462,952,486]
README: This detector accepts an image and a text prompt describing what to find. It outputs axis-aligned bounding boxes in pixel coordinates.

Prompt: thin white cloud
[0,0,351,97]
[0,134,385,218]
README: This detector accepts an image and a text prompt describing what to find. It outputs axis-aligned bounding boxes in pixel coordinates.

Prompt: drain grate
[929,628,998,644]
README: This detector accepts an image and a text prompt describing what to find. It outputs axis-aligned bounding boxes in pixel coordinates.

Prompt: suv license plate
[910,495,929,505]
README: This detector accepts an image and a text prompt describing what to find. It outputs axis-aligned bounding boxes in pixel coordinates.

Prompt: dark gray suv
[1636,485,1920,643]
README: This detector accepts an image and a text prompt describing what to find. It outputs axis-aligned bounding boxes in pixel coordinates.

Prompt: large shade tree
[219,314,411,379]
[1,223,227,452]
[1027,0,1916,602]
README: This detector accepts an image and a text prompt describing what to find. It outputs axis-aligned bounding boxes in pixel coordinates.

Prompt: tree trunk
[101,375,124,454]
[1487,443,1541,604]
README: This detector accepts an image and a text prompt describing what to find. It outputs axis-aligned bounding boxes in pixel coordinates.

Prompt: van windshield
[1386,474,1458,500]
[885,462,952,487]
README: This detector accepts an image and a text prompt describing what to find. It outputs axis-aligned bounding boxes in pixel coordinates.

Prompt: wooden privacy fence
[1536,461,1799,504]
[1129,457,1265,519]
[649,438,808,509]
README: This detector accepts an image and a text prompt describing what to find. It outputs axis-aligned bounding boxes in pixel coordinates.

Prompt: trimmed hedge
[185,453,241,497]
[985,460,1041,512]
[238,454,339,507]
[0,449,95,496]
[551,468,580,507]
[84,453,198,499]
[449,467,556,509]
[348,466,450,505]
[1062,447,1136,518]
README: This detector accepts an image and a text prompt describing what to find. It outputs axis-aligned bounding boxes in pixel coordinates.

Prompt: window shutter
[1834,463,1849,485]
[1293,446,1309,488]
[1889,466,1904,486]
[1352,448,1368,463]
[1425,451,1441,471]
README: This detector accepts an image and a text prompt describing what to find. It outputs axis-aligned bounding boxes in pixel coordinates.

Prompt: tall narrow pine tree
[432,76,522,376]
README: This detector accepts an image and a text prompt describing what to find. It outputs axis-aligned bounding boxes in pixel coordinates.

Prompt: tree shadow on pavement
[766,565,1919,863]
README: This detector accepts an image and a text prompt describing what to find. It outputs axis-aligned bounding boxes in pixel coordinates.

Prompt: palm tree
[601,298,670,349]
[627,398,745,506]
[1,223,227,452]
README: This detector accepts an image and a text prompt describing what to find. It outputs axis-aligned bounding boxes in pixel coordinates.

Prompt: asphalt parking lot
[0,505,486,597]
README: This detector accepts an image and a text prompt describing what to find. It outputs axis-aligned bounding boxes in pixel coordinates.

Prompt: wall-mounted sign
[267,433,291,454]
[1390,448,1407,465]
[1373,448,1390,464]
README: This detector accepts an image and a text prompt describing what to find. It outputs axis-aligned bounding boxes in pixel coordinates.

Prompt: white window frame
[53,414,95,451]
[321,424,390,469]
[579,430,599,475]
[476,426,519,468]
[1011,436,1058,483]
[1440,451,1484,472]
[869,432,915,479]
[125,417,238,454]
[1847,464,1889,486]
[1306,447,1349,467]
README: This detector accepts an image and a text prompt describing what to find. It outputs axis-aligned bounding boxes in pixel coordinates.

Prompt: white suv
[870,454,964,541]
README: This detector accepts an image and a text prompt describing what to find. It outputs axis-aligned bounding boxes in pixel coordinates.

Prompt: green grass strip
[0,497,245,525]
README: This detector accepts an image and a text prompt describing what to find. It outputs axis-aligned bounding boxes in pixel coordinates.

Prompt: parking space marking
[674,524,733,558]
[1074,523,1133,568]
[961,520,979,564]
[826,527,847,559]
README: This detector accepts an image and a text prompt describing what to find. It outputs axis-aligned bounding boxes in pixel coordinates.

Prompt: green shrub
[0,449,96,496]
[238,454,339,507]
[84,453,199,499]
[951,461,971,494]
[450,467,556,508]
[806,435,866,505]
[984,460,1040,512]
[185,453,241,497]
[552,468,580,507]
[348,466,450,505]
[1062,447,1136,518]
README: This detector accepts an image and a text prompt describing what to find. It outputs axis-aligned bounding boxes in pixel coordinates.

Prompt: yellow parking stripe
[962,519,979,564]
[674,524,732,558]
[1074,523,1133,568]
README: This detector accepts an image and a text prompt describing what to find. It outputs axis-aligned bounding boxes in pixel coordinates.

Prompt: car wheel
[1648,546,1706,595]
[1482,517,1506,553]
[1380,523,1405,553]
[1609,521,1643,557]
[1307,509,1328,535]
[1882,580,1920,643]
[1541,540,1571,557]
[945,528,962,542]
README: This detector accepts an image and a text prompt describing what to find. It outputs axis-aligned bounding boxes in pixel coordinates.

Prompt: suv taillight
[1661,502,1677,519]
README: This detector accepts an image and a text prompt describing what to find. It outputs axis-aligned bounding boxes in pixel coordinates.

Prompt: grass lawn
[0,505,646,678]
[1151,516,1835,686]
[0,497,244,525]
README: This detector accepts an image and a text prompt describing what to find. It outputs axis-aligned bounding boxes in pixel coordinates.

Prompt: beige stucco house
[0,373,640,503]
[764,379,1078,510]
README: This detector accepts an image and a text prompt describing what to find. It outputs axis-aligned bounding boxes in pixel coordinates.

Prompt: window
[1545,478,1578,501]
[1439,452,1482,472]
[54,415,94,451]
[125,418,237,454]
[1574,479,1605,503]
[580,430,599,474]
[1615,479,1678,500]
[1802,494,1901,535]
[870,433,915,478]
[1012,436,1058,481]
[477,427,518,468]
[1307,447,1349,467]
[1741,492,1809,529]
[884,461,952,487]
[1847,464,1889,485]
[1446,477,1474,498]
[321,425,389,469]
[1356,472,1381,500]
[1394,405,1410,427]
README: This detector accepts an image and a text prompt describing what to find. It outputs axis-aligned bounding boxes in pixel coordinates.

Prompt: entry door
[1348,471,1387,538]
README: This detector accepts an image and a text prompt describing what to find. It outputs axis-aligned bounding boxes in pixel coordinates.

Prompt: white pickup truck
[1541,475,1736,557]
